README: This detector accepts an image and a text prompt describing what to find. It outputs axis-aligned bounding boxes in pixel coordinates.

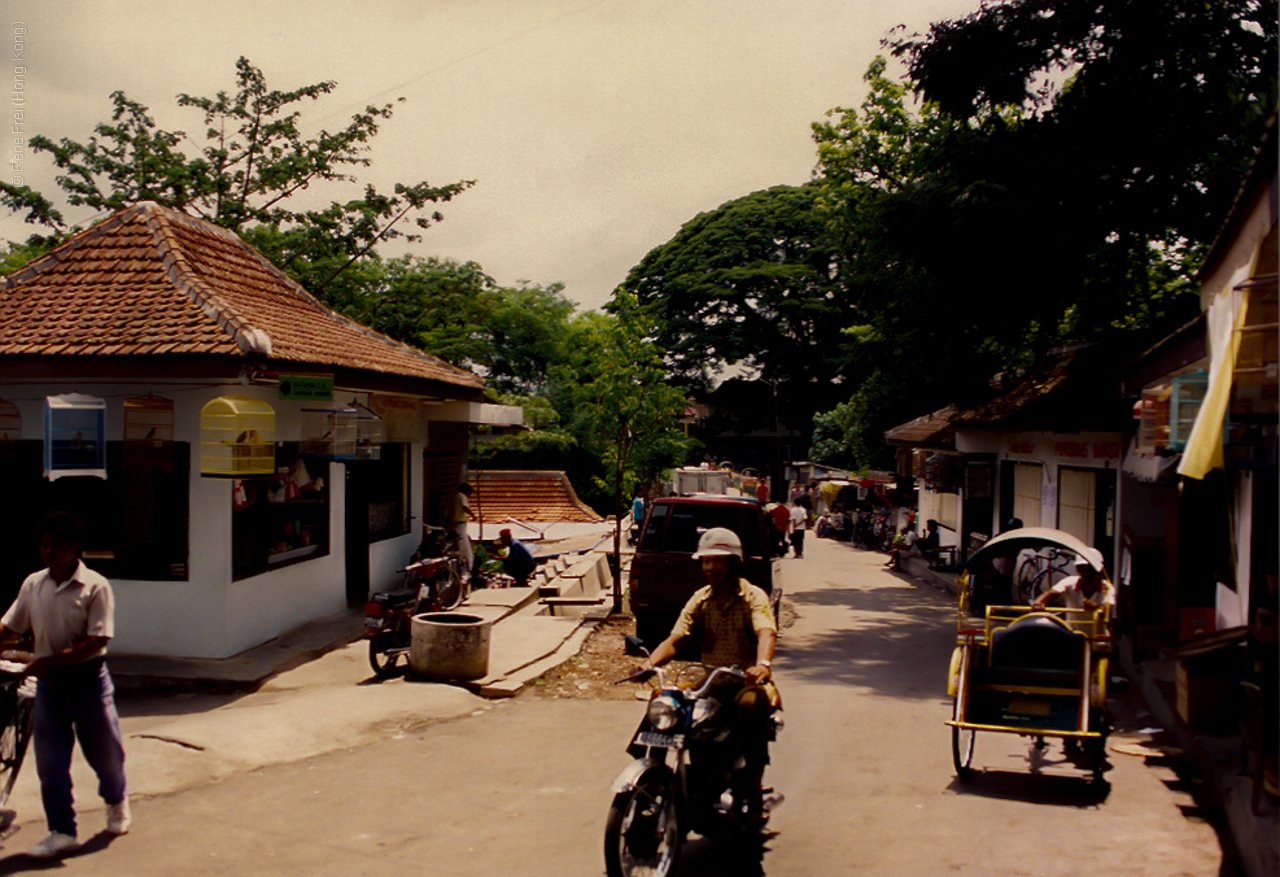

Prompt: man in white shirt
[1032,547,1115,614]
[0,511,130,858]
[788,502,808,559]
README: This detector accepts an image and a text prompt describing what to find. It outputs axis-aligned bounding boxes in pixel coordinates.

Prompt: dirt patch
[524,599,798,701]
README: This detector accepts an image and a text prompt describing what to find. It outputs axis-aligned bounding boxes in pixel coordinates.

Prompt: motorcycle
[364,534,465,677]
[604,653,782,877]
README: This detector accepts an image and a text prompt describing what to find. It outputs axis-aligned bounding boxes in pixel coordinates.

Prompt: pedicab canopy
[962,527,1104,575]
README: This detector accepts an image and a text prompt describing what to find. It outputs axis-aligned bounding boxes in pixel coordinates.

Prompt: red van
[627,495,783,648]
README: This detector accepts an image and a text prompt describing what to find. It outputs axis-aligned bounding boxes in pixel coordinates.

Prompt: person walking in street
[0,511,129,859]
[788,501,808,559]
[767,501,790,557]
[629,495,645,545]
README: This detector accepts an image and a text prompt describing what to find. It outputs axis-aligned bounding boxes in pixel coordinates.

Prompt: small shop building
[0,202,521,658]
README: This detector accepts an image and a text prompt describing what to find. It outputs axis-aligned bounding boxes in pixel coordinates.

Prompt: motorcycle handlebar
[612,664,747,696]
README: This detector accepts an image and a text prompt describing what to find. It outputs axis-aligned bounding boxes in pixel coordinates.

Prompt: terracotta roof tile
[468,470,603,525]
[0,202,483,390]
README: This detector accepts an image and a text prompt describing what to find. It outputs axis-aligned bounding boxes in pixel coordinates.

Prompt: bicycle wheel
[0,685,34,806]
[434,565,465,611]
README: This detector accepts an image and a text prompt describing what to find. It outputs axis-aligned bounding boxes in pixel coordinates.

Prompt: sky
[3,0,982,310]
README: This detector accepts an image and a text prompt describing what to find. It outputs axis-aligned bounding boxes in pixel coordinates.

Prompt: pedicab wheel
[368,632,400,678]
[951,724,975,779]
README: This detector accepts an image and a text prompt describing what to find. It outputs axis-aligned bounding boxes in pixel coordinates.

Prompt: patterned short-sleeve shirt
[670,578,777,669]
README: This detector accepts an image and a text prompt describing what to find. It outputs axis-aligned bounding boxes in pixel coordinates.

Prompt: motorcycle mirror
[623,634,649,657]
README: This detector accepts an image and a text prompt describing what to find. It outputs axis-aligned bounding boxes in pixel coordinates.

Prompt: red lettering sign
[1092,441,1121,460]
[1054,441,1089,458]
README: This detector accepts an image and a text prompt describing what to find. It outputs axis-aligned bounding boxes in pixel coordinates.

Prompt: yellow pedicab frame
[947,528,1113,781]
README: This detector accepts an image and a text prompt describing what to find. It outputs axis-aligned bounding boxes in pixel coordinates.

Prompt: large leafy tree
[1,57,472,297]
[619,182,848,388]
[809,1,1277,467]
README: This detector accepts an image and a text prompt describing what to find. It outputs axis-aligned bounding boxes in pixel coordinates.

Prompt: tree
[809,1,1278,465]
[1,57,472,298]
[620,182,849,388]
[571,293,690,607]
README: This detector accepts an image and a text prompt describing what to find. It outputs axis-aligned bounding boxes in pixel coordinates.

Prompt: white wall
[9,378,441,659]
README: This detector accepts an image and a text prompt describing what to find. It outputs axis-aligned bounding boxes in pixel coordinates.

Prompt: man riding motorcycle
[637,527,780,822]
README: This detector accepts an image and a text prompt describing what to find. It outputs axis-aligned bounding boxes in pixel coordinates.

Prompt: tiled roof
[884,404,958,448]
[0,202,483,390]
[884,344,1132,447]
[468,470,603,524]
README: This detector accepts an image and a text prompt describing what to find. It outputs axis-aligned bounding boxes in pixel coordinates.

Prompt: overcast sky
[4,0,981,310]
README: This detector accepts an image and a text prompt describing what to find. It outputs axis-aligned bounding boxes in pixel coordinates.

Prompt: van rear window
[638,504,669,552]
[648,503,764,558]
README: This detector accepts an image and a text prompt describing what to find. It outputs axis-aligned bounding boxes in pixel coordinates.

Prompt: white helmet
[692,527,743,560]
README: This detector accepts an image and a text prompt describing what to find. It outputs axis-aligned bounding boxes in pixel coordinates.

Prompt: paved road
[0,537,1230,876]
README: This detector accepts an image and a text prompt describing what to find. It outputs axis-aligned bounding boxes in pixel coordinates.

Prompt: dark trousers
[789,530,805,557]
[33,660,127,837]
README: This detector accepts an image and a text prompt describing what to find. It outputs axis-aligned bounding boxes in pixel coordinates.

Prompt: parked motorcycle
[364,546,464,678]
[604,654,782,877]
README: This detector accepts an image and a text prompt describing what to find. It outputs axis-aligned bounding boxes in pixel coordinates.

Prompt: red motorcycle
[364,529,466,678]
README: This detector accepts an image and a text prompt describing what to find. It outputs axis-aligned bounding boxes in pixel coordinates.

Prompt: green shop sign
[277,375,334,401]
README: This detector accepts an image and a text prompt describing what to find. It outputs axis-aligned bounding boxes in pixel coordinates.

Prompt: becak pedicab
[946,528,1115,784]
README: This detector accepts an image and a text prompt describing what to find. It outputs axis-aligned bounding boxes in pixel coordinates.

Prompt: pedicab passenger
[1031,547,1115,615]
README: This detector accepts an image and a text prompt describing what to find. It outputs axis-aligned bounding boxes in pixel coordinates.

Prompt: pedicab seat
[979,614,1085,689]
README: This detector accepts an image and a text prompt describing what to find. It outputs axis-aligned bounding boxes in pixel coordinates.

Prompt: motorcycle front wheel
[368,632,401,678]
[604,779,681,877]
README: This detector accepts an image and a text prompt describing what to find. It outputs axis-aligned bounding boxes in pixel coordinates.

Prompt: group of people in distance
[884,518,941,571]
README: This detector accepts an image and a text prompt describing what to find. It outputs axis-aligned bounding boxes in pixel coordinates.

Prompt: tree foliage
[567,292,691,596]
[618,182,848,387]
[1,57,472,295]
[806,0,1277,467]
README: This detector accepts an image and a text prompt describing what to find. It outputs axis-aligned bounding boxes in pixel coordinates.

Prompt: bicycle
[0,659,35,809]
[1012,546,1076,605]
[416,524,469,611]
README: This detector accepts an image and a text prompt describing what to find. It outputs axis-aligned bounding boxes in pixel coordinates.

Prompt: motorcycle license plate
[635,731,684,749]
[364,617,384,630]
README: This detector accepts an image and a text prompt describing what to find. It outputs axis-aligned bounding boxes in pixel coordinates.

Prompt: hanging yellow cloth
[1178,292,1250,480]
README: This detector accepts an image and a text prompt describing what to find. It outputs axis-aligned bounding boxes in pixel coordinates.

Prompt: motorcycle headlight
[646,695,682,732]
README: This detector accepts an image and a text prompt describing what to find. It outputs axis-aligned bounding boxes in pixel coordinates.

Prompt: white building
[0,202,520,658]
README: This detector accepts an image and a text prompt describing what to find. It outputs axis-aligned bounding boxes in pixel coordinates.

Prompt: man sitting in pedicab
[1031,547,1115,615]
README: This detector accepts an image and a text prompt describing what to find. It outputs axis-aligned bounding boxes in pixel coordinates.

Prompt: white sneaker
[27,831,78,859]
[106,798,131,835]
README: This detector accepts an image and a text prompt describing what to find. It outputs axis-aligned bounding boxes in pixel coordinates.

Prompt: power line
[306,0,615,130]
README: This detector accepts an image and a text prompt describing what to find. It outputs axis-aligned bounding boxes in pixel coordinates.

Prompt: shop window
[232,443,328,579]
[0,440,190,585]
